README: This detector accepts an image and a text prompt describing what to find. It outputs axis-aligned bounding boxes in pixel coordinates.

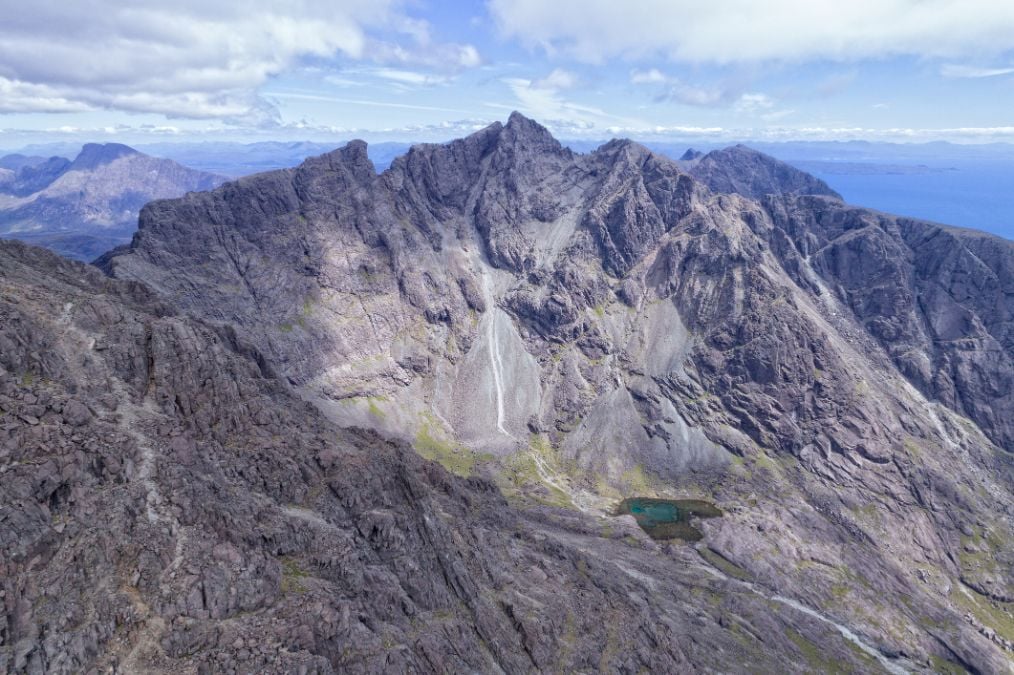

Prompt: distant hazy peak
[680,148,704,161]
[0,153,56,172]
[69,142,141,170]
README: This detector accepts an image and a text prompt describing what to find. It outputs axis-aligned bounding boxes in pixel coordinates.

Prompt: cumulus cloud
[489,0,1014,64]
[630,69,668,85]
[0,0,479,121]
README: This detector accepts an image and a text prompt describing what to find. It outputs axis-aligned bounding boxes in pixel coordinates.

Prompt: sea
[803,159,1014,241]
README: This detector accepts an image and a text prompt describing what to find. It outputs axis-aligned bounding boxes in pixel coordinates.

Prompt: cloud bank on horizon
[1,0,1014,145]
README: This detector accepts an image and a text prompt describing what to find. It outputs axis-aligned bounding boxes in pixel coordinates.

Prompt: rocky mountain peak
[304,138,376,182]
[680,148,704,161]
[593,137,661,167]
[0,153,54,172]
[500,110,565,153]
[690,144,842,200]
[70,142,140,170]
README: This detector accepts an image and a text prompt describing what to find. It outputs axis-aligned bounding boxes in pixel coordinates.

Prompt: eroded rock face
[15,113,1014,672]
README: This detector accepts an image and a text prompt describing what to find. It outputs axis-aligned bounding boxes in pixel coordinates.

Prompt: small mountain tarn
[614,497,723,541]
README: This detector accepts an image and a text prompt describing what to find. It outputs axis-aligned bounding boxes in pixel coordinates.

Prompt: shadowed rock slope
[16,113,1014,672]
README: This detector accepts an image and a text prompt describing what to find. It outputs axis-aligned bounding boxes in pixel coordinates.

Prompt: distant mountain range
[0,143,224,261]
[132,140,413,177]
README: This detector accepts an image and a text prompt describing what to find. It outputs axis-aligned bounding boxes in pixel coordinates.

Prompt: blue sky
[2,0,1014,146]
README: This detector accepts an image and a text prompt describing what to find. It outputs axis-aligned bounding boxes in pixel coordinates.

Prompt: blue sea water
[807,161,1014,241]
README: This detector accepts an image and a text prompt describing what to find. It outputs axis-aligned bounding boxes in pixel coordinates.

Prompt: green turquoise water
[615,498,723,541]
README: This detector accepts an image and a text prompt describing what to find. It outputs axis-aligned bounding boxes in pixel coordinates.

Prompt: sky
[2,0,1014,147]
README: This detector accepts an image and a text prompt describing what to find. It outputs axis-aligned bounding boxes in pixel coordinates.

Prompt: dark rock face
[0,144,224,262]
[690,144,842,200]
[754,194,1014,454]
[7,114,1014,672]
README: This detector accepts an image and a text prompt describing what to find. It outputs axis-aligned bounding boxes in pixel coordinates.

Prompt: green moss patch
[413,422,487,478]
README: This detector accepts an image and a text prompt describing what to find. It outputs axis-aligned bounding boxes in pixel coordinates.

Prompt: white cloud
[0,1,480,121]
[0,78,91,113]
[734,93,775,113]
[370,68,452,87]
[630,69,736,107]
[502,75,644,130]
[489,1,1014,64]
[535,68,579,90]
[630,69,667,85]
[366,41,482,71]
[267,91,472,115]
[940,64,1014,78]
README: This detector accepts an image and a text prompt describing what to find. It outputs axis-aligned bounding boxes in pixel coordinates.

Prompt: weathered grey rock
[60,399,91,427]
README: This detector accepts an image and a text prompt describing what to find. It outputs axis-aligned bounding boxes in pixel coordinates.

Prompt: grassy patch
[496,437,576,509]
[594,475,622,500]
[280,557,308,594]
[413,422,483,477]
[928,655,966,675]
[785,627,848,674]
[699,547,752,581]
[951,585,1014,643]
[366,397,387,420]
[753,452,781,477]
[20,372,34,386]
[620,464,656,495]
[902,436,927,458]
